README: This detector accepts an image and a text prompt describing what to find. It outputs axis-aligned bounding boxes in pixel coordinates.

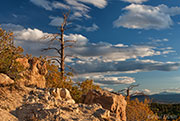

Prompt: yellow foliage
[126,98,159,121]
[0,27,24,80]
[45,60,101,102]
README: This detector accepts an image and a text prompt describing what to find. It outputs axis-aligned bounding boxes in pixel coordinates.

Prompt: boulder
[93,108,110,120]
[0,73,14,85]
[60,88,72,99]
[84,90,127,121]
[16,57,47,88]
[49,88,75,104]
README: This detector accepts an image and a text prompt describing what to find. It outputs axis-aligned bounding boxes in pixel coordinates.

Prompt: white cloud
[144,89,151,93]
[159,88,180,94]
[30,0,107,19]
[103,87,114,91]
[30,0,52,10]
[121,0,148,3]
[74,74,136,84]
[64,34,88,46]
[75,23,99,32]
[71,59,180,75]
[52,1,70,9]
[67,42,161,62]
[49,16,64,26]
[1,23,24,31]
[77,0,107,8]
[113,4,180,29]
[14,28,49,41]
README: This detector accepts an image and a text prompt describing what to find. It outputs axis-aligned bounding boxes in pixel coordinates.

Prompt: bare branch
[50,58,61,65]
[65,64,75,73]
[41,47,60,54]
[65,45,74,48]
[65,40,76,43]
[45,55,61,59]
[118,89,127,93]
[64,54,78,60]
[128,84,139,90]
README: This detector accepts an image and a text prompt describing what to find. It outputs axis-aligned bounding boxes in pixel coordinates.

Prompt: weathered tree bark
[60,25,65,80]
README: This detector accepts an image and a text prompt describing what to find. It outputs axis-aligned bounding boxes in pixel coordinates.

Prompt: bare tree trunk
[42,12,75,82]
[60,26,65,81]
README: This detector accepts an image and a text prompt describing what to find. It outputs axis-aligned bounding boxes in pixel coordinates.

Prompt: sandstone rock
[49,88,61,100]
[0,73,14,85]
[60,88,72,99]
[16,57,47,88]
[50,88,75,104]
[15,58,30,69]
[84,90,127,121]
[93,108,110,120]
[0,109,18,121]
[0,86,123,121]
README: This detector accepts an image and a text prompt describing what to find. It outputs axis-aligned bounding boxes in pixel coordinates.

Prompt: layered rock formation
[84,90,127,121]
[16,57,47,88]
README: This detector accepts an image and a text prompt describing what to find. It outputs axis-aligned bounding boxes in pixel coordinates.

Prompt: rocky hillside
[0,80,126,121]
[0,57,127,121]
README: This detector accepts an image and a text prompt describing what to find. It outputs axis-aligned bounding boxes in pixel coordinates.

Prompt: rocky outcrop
[0,73,14,86]
[16,57,47,88]
[0,84,126,121]
[84,90,127,121]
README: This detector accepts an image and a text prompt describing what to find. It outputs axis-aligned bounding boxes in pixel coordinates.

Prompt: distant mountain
[131,92,180,104]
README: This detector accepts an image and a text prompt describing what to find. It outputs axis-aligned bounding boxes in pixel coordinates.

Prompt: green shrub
[0,27,24,80]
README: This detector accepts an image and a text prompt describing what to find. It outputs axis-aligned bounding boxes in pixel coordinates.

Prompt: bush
[126,98,159,121]
[45,60,100,102]
[0,27,24,80]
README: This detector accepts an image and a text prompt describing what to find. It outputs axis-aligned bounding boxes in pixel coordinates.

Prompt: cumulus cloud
[75,23,99,32]
[14,28,49,41]
[1,23,50,42]
[30,0,52,10]
[49,16,64,26]
[67,42,161,62]
[113,4,180,29]
[64,33,88,46]
[121,0,148,4]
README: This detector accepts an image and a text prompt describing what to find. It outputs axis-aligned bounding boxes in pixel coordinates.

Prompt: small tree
[126,98,159,121]
[42,12,76,81]
[118,84,140,100]
[0,27,24,80]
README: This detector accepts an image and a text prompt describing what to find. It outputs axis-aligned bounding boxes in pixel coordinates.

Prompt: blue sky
[1,0,180,94]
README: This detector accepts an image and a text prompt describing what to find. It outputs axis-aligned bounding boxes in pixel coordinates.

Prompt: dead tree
[42,12,76,81]
[118,84,140,100]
